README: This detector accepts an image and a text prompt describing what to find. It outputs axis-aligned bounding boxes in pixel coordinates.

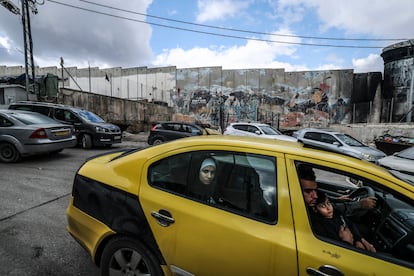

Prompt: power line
[0,46,24,54]
[76,0,409,42]
[45,0,396,49]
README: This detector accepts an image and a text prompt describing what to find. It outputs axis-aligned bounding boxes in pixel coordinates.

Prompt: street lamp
[0,0,20,14]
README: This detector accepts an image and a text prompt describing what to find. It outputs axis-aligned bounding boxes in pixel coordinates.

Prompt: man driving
[298,164,376,250]
[298,164,377,212]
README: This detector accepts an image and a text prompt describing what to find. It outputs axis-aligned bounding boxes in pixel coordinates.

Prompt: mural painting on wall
[174,68,353,129]
[383,59,414,121]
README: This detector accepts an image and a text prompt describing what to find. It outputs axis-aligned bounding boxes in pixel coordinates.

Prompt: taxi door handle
[306,265,344,276]
[151,209,175,227]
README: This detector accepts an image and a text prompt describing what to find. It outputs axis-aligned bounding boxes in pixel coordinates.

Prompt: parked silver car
[223,122,297,142]
[293,128,386,162]
[0,109,77,163]
[377,146,414,175]
[9,101,122,149]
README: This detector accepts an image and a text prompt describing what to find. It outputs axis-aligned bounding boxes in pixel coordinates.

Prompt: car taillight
[150,125,158,131]
[30,128,48,139]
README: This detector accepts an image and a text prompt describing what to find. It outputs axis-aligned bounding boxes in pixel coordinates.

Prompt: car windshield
[11,112,59,125]
[396,147,414,160]
[74,109,105,123]
[336,133,364,146]
[259,125,282,135]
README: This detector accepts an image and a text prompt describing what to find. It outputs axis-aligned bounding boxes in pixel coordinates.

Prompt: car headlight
[95,126,109,133]
[361,152,376,161]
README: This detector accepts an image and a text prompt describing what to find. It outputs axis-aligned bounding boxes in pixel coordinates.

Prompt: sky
[0,0,413,73]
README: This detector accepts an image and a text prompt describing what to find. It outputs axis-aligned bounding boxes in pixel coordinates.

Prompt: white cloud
[273,0,307,26]
[0,36,11,51]
[153,27,302,70]
[196,0,251,22]
[352,54,384,73]
[0,0,154,68]
[285,0,414,38]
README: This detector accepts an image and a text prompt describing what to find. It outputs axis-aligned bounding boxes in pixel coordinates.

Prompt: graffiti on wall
[173,68,354,129]
[5,64,393,126]
[383,58,414,120]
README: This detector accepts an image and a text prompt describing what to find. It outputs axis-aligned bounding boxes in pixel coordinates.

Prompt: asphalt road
[0,137,147,276]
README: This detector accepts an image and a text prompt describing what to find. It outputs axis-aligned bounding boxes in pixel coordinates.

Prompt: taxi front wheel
[100,236,163,276]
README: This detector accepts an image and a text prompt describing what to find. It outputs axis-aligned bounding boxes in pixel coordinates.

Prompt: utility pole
[1,0,37,99]
[22,0,38,99]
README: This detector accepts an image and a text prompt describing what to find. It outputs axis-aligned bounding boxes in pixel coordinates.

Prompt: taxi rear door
[140,149,299,275]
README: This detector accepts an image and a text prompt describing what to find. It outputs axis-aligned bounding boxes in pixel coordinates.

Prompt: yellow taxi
[66,135,414,275]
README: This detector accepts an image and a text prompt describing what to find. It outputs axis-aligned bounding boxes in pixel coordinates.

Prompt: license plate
[114,135,121,140]
[55,130,69,136]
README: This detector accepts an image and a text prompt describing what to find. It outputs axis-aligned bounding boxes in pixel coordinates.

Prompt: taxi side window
[149,153,191,194]
[296,162,414,269]
[148,151,277,223]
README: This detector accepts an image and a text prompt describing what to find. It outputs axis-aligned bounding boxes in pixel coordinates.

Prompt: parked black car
[147,121,220,145]
[9,101,122,149]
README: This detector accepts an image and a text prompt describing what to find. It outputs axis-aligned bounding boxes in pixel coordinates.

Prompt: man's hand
[337,195,352,201]
[337,195,377,209]
[359,197,377,209]
[355,238,376,252]
[339,226,354,245]
[361,238,376,252]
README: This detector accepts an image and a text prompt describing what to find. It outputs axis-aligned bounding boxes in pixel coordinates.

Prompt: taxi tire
[100,236,163,276]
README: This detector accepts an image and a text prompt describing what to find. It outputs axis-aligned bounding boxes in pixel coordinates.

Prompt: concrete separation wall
[332,123,414,145]
[56,87,412,144]
[57,88,172,132]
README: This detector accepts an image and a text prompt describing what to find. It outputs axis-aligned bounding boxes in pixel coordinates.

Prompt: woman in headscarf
[199,158,216,185]
[189,157,218,203]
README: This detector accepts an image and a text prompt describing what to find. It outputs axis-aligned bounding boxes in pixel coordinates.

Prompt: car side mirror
[333,141,341,146]
[255,130,261,135]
